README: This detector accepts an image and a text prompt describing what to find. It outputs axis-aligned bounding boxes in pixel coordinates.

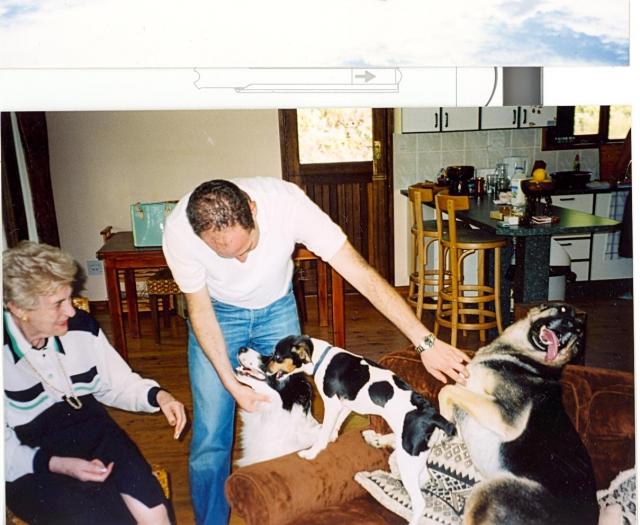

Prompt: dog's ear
[292,335,313,363]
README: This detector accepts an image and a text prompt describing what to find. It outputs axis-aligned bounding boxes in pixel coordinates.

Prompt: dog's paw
[362,430,395,449]
[298,447,320,460]
[362,429,383,447]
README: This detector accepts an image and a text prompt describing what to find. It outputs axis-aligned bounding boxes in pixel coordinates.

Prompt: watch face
[416,334,435,354]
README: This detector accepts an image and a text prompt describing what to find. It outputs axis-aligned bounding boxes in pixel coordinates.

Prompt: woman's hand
[420,339,470,384]
[49,456,114,482]
[156,390,187,440]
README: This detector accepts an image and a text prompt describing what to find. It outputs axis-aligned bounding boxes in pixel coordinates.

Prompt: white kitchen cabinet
[480,106,519,129]
[402,106,556,133]
[552,193,594,281]
[590,191,633,280]
[519,106,557,128]
[553,194,594,214]
[400,107,478,133]
[440,107,479,131]
[401,108,440,133]
[570,260,590,282]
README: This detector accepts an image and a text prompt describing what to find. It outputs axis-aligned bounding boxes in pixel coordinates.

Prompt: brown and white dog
[264,335,455,525]
[438,302,598,525]
[235,346,321,467]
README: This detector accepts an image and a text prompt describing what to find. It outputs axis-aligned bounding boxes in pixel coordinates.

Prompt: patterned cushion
[354,429,482,525]
[146,268,181,295]
[597,468,636,525]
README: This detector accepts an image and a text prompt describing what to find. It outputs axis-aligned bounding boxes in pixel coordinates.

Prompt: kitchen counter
[463,196,620,237]
[403,188,621,325]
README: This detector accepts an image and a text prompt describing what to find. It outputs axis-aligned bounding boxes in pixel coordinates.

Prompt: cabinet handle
[512,109,517,125]
[559,197,575,201]
[522,108,527,124]
[434,112,438,128]
[444,112,449,128]
[558,242,572,246]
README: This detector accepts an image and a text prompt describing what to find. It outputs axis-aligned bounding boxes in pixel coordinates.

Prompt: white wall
[47,110,282,300]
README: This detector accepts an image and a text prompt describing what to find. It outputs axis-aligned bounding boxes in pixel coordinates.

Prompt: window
[543,105,631,150]
[296,108,373,164]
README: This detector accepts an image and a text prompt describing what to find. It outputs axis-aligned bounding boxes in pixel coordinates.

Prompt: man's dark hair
[186,180,255,235]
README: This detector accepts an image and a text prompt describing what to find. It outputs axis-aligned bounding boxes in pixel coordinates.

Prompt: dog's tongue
[540,327,559,361]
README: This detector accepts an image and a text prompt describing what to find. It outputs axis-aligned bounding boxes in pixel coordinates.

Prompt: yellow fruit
[532,168,546,182]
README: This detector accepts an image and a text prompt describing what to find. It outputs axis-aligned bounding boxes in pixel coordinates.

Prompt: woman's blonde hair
[3,241,78,310]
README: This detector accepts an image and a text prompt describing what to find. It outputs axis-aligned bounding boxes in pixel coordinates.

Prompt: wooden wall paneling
[1,112,29,246]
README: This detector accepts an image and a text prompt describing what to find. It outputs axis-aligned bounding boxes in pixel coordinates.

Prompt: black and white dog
[234,346,321,467]
[265,335,455,525]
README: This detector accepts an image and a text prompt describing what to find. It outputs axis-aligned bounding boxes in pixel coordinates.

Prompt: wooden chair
[292,244,330,328]
[434,194,507,347]
[406,185,450,320]
[146,268,182,344]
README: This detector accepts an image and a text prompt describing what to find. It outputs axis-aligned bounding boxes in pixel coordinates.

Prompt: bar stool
[146,268,181,344]
[407,185,443,319]
[434,193,507,347]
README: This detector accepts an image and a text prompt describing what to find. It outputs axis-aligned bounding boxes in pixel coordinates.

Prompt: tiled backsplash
[393,128,599,190]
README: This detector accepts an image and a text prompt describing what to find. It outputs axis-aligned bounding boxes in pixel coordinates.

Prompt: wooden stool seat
[442,228,505,245]
[435,194,507,347]
[146,268,181,344]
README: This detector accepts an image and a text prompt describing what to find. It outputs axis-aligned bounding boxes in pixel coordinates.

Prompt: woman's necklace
[21,341,83,410]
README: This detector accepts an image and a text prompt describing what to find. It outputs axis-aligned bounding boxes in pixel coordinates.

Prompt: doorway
[279,108,394,281]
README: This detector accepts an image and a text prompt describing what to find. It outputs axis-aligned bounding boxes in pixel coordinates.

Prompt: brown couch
[225,349,635,525]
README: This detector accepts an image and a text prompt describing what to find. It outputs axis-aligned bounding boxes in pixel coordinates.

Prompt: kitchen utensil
[445,165,475,195]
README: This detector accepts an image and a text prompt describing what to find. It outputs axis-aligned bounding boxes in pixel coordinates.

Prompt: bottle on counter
[510,167,528,207]
[573,154,581,171]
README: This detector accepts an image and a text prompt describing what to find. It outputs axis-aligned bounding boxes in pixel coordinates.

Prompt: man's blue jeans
[187,289,300,525]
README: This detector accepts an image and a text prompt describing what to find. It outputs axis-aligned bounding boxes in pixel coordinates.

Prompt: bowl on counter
[521,179,556,197]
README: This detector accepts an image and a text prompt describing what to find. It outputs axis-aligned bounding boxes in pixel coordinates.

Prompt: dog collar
[313,345,333,375]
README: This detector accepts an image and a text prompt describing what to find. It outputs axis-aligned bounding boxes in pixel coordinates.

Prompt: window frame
[542,105,627,150]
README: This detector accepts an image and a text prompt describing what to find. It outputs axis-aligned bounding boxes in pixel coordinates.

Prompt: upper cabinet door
[401,108,441,133]
[440,107,479,131]
[480,106,519,129]
[519,106,557,128]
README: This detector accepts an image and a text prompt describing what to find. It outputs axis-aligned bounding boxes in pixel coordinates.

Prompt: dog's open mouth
[533,319,579,362]
[236,365,267,381]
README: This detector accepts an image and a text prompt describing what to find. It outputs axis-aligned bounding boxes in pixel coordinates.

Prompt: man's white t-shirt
[162,177,347,309]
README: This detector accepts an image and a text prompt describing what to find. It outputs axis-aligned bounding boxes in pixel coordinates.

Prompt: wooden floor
[97,291,634,524]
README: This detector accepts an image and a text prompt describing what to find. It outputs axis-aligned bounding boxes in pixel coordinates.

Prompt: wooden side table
[97,231,167,359]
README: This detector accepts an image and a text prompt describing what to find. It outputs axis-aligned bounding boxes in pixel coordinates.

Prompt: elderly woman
[3,241,187,525]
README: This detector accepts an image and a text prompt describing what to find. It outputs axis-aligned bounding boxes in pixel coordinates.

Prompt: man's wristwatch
[415,333,436,354]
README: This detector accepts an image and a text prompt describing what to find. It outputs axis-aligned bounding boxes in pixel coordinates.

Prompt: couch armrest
[225,429,389,525]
